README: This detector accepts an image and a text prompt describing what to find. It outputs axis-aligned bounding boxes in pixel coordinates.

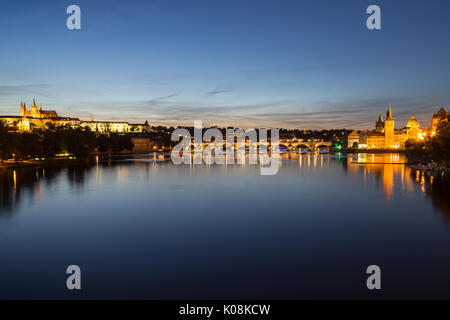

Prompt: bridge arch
[293,143,311,151]
[313,142,332,148]
[278,143,291,152]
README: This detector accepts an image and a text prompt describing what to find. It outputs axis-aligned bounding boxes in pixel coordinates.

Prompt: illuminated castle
[358,105,448,149]
[20,99,58,118]
[0,99,150,133]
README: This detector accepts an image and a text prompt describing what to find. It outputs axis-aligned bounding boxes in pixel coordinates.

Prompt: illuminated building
[0,99,150,133]
[383,105,395,149]
[359,105,448,149]
[347,130,359,148]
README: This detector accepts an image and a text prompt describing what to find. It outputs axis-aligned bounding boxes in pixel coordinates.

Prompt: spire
[375,113,384,131]
[433,107,448,119]
[32,98,36,107]
[386,104,393,120]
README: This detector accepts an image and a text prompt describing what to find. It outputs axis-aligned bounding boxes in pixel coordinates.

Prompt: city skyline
[1,0,450,129]
[2,98,447,133]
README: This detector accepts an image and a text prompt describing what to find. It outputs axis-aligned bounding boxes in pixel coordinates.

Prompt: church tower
[30,98,39,117]
[384,104,395,149]
[20,102,26,116]
[375,113,384,131]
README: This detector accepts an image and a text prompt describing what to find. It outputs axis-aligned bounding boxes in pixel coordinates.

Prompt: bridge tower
[384,104,395,149]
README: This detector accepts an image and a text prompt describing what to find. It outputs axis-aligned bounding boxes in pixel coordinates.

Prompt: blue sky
[0,0,449,129]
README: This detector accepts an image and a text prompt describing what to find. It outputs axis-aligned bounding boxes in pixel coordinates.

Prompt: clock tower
[384,104,394,149]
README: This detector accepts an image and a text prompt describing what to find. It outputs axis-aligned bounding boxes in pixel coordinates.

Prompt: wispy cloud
[0,84,52,97]
[206,87,231,96]
[2,86,448,129]
[152,93,177,100]
[75,95,448,129]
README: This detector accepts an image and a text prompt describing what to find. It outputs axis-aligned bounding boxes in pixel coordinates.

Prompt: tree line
[0,121,134,163]
[405,121,450,164]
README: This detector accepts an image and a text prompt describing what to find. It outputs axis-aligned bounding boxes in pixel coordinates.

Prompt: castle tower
[30,98,38,118]
[30,98,38,117]
[20,101,26,116]
[384,104,395,149]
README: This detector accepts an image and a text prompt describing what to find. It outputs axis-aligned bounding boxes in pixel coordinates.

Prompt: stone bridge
[277,139,332,152]
[189,139,332,152]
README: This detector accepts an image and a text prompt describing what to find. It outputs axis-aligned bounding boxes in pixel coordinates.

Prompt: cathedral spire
[375,113,384,131]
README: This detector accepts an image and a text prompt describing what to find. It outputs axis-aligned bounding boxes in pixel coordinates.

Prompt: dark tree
[11,133,42,162]
[109,133,134,153]
[0,121,12,163]
[42,130,62,159]
[95,134,110,152]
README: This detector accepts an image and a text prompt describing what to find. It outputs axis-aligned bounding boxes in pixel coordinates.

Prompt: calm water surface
[1,153,450,299]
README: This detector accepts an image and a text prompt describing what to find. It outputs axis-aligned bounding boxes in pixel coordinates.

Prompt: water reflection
[342,153,414,202]
[0,153,449,218]
[416,170,450,220]
[1,166,75,216]
[2,153,450,299]
[343,153,450,218]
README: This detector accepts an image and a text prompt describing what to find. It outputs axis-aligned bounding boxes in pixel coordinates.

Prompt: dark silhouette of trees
[406,122,450,163]
[95,134,110,152]
[0,122,135,163]
[42,130,62,159]
[109,133,133,153]
[11,132,42,161]
[0,121,12,164]
[405,139,426,160]
[61,127,96,158]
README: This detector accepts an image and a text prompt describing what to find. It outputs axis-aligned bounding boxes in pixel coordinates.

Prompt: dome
[406,115,420,128]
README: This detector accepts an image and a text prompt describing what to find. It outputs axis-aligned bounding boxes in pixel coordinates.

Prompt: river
[0,153,449,299]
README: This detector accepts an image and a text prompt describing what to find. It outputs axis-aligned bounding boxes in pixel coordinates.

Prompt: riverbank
[347,149,406,154]
[405,151,450,173]
[0,151,171,170]
[0,161,34,169]
[0,158,95,170]
[408,162,450,173]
